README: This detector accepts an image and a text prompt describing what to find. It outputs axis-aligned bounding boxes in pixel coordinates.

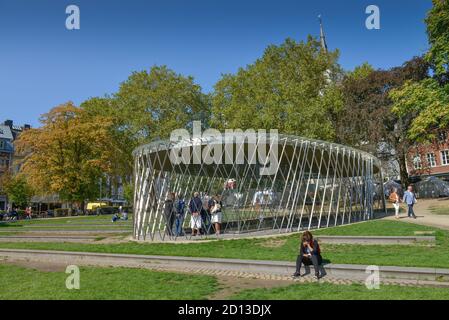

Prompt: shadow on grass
[0,222,23,228]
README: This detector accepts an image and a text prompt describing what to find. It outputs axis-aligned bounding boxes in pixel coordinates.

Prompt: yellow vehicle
[86,202,108,211]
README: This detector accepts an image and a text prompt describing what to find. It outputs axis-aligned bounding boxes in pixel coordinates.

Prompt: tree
[15,102,117,208]
[391,78,449,142]
[123,182,134,205]
[81,97,135,193]
[336,57,430,185]
[1,174,33,208]
[210,37,344,141]
[79,66,209,199]
[114,65,210,144]
[390,0,449,145]
[425,0,449,79]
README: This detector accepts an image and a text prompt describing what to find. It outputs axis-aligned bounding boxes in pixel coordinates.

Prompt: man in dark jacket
[189,192,203,236]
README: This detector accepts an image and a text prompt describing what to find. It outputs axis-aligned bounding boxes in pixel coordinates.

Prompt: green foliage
[2,175,33,208]
[123,182,134,205]
[79,66,210,183]
[336,57,429,186]
[0,265,217,300]
[425,0,449,76]
[210,37,343,141]
[391,78,449,141]
[346,62,374,80]
[231,282,449,300]
[114,65,210,143]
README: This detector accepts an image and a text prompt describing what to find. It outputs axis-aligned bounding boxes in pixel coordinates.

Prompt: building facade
[0,124,14,210]
[406,131,449,182]
[0,120,31,210]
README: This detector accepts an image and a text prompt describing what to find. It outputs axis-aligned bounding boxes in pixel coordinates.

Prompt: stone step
[0,248,447,283]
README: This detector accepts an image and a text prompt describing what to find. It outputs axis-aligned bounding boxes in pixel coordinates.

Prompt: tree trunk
[398,151,409,188]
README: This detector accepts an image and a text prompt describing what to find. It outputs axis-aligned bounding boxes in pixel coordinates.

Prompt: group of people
[0,207,28,221]
[164,192,223,237]
[111,206,129,222]
[389,185,418,219]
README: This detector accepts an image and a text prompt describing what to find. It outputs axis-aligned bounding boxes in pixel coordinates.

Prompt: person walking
[210,195,223,236]
[403,185,417,219]
[293,231,323,279]
[121,208,128,221]
[25,206,32,220]
[189,192,203,236]
[174,195,186,236]
[389,188,401,219]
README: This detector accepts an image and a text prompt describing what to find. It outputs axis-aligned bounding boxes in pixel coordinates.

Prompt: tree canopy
[425,0,449,78]
[336,56,430,185]
[391,0,449,144]
[210,37,343,141]
[114,65,210,144]
[0,173,33,208]
[15,102,117,204]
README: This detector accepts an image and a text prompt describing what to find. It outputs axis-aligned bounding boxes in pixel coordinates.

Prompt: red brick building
[406,131,449,182]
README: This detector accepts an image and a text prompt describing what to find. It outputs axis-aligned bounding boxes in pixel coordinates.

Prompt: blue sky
[0,0,432,127]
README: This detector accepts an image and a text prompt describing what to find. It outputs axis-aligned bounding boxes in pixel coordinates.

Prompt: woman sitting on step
[293,231,322,279]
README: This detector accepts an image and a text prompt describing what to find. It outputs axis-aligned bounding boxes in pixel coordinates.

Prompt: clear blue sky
[0,0,432,127]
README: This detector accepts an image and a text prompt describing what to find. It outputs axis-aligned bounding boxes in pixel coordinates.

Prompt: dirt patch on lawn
[258,238,287,248]
[208,275,292,300]
[0,258,67,272]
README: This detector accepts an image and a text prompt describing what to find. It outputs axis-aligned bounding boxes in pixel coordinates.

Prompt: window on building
[0,140,4,150]
[427,153,437,167]
[413,156,422,170]
[442,150,449,166]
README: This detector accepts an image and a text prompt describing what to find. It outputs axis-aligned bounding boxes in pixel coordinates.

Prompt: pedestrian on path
[189,192,203,236]
[403,185,417,219]
[389,188,401,219]
[25,206,32,220]
[174,195,186,236]
[210,194,223,236]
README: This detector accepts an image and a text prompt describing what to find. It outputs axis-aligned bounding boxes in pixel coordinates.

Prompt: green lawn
[429,206,449,215]
[0,214,133,226]
[0,226,132,231]
[231,282,449,300]
[0,220,448,268]
[0,264,217,300]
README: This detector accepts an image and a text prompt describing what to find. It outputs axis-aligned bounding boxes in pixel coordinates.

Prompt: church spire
[318,14,328,53]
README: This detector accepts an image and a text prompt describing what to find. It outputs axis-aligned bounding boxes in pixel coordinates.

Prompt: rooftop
[0,125,13,140]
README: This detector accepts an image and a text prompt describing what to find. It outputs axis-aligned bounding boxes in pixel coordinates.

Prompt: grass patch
[0,220,448,268]
[0,264,217,300]
[429,206,449,215]
[312,219,435,236]
[0,226,132,231]
[230,282,449,300]
[0,215,133,226]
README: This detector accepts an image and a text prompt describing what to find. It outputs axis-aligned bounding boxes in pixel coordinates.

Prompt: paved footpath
[384,198,449,230]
